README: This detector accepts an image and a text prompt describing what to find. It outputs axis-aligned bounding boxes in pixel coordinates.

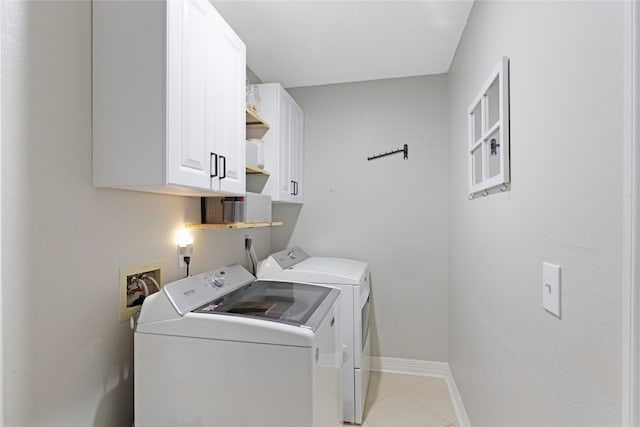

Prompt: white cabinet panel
[167,0,216,190]
[278,95,293,200]
[93,0,245,197]
[214,10,246,195]
[258,83,304,204]
[291,102,304,203]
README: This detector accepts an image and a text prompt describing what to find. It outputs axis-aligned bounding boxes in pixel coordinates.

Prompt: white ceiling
[212,1,475,88]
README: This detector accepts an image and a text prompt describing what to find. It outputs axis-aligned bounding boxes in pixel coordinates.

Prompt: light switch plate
[542,262,561,318]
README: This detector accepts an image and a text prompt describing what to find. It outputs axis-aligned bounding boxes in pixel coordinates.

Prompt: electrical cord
[184,256,191,277]
[249,246,258,276]
[245,237,258,276]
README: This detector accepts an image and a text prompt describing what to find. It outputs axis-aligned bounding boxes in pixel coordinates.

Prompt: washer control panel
[163,264,255,315]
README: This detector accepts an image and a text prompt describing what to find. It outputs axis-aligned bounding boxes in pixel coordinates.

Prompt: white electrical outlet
[542,262,561,318]
[178,244,193,268]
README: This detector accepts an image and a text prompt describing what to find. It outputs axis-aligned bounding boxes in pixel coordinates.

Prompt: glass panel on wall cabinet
[472,146,483,185]
[471,102,482,143]
[486,77,500,130]
[487,130,501,179]
[467,57,510,197]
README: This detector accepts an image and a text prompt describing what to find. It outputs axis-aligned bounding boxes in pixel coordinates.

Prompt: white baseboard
[444,370,471,427]
[370,356,449,377]
[369,356,471,427]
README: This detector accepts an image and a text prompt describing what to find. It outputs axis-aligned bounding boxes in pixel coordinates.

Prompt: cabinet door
[278,93,294,202]
[214,11,246,195]
[291,103,304,203]
[255,83,304,204]
[166,0,217,190]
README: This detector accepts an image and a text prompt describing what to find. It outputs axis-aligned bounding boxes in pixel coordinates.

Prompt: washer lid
[261,256,368,285]
[197,280,339,331]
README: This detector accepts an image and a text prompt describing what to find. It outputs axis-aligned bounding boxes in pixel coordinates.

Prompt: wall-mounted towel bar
[367,144,408,161]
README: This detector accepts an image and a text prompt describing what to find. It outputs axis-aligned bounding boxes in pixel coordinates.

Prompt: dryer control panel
[163,264,255,315]
[270,246,310,270]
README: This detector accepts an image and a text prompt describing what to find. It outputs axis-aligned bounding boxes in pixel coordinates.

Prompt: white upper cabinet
[258,83,304,204]
[93,0,246,196]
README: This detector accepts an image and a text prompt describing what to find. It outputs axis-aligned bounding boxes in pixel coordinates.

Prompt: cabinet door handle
[219,155,227,180]
[291,180,296,196]
[210,153,218,178]
[293,181,299,196]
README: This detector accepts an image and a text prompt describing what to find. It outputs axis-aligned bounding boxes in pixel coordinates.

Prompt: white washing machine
[258,247,371,425]
[135,263,342,427]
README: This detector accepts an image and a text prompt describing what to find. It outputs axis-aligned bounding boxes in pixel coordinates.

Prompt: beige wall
[447,1,624,425]
[1,2,270,425]
[281,75,450,362]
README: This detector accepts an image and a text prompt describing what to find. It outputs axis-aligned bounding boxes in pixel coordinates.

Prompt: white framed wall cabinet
[257,83,304,204]
[93,0,246,197]
[467,57,510,196]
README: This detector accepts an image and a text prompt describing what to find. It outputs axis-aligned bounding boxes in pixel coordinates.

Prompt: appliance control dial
[287,250,297,259]
[212,274,226,287]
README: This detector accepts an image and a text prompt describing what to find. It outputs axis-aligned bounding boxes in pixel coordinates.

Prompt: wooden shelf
[246,109,270,129]
[186,221,283,230]
[246,165,270,175]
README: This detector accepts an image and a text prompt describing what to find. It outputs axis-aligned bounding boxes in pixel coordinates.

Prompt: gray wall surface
[1,2,270,425]
[282,75,450,362]
[447,1,624,426]
[0,0,628,425]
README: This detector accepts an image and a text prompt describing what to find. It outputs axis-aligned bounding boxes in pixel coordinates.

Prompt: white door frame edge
[622,1,640,426]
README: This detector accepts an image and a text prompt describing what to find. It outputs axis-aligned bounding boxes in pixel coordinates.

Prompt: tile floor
[349,372,458,427]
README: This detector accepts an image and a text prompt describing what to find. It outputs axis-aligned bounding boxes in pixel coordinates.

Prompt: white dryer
[258,247,371,425]
[135,264,342,427]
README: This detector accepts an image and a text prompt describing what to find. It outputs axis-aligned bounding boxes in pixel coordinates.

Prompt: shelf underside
[245,165,270,175]
[186,221,283,230]
[245,109,270,129]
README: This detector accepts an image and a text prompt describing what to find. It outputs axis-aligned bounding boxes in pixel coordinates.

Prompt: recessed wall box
[119,260,164,322]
